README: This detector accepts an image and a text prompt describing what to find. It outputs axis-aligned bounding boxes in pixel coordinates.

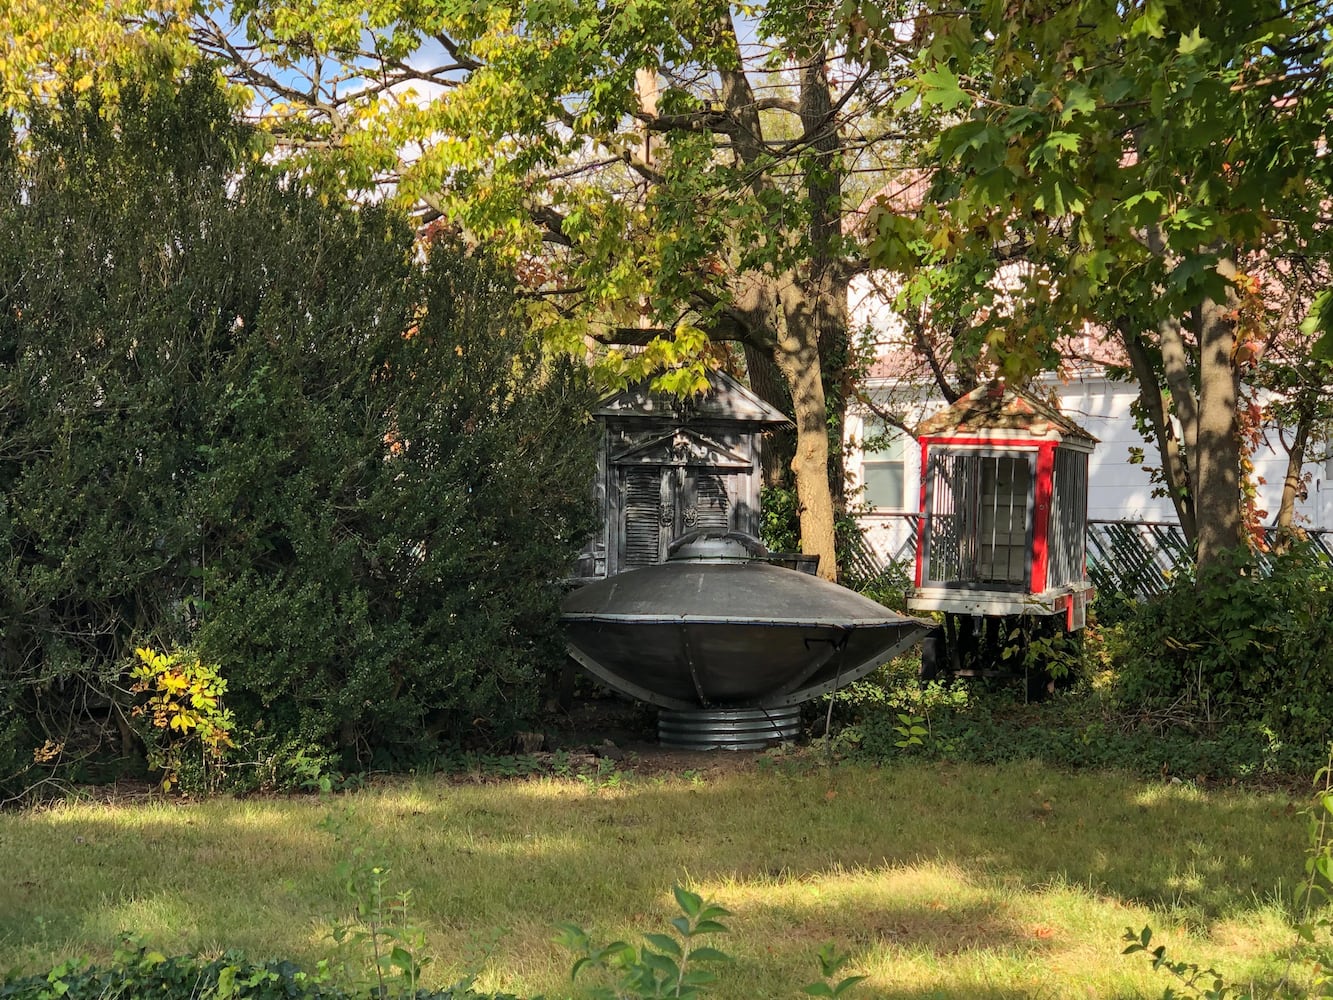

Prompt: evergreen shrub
[0,74,596,794]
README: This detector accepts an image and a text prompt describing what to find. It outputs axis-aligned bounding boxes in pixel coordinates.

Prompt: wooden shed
[909,381,1097,631]
[572,370,790,581]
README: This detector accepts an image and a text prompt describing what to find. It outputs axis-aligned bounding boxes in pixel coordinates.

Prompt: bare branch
[195,16,311,107]
[532,206,573,247]
[636,108,738,137]
[434,32,482,72]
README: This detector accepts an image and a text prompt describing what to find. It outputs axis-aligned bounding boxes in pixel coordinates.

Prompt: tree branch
[433,32,482,72]
[636,108,738,137]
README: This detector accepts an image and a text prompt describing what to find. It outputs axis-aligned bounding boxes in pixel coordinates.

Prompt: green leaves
[559,885,733,1000]
[671,886,732,938]
[802,943,867,998]
[1027,131,1080,168]
[918,65,969,112]
[1127,0,1167,39]
[1177,27,1210,56]
[0,78,601,782]
[893,712,929,750]
[864,0,1333,528]
[866,206,924,274]
[558,886,871,1000]
[1304,291,1333,361]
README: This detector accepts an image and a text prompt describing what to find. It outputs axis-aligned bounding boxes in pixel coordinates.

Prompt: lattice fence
[856,514,1333,598]
[1086,520,1333,597]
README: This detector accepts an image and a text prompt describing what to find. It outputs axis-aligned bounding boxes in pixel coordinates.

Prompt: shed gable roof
[610,428,752,470]
[594,369,790,427]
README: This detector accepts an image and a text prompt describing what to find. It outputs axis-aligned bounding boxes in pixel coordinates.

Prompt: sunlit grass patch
[0,760,1322,999]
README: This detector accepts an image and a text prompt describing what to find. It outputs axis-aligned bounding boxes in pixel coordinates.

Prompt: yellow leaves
[600,324,715,397]
[32,739,64,764]
[670,323,710,357]
[133,645,169,673]
[160,670,189,695]
[128,645,235,793]
[0,0,198,114]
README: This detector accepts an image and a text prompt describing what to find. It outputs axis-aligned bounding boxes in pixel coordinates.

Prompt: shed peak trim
[913,380,1098,444]
[594,369,791,427]
[610,428,752,470]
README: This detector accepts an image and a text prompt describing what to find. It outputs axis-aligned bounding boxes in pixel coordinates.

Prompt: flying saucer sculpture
[561,532,933,748]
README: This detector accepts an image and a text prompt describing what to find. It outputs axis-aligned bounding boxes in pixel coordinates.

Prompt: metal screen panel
[922,449,1033,591]
[923,451,965,583]
[1048,448,1088,589]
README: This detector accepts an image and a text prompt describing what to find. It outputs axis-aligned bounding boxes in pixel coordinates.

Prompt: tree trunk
[817,270,851,516]
[1274,410,1312,553]
[1120,323,1197,543]
[800,49,851,520]
[1158,316,1199,459]
[706,22,844,578]
[1194,260,1245,576]
[742,342,794,489]
[775,282,838,581]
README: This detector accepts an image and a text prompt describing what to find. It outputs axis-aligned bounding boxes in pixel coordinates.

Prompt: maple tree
[4,0,927,579]
[0,0,196,112]
[863,0,1333,575]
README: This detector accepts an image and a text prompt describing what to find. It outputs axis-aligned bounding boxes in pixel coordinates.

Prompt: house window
[862,431,909,510]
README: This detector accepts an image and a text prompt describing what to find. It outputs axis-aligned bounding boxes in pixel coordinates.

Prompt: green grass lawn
[0,758,1324,999]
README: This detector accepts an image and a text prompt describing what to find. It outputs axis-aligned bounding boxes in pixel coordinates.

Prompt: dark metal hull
[561,560,933,710]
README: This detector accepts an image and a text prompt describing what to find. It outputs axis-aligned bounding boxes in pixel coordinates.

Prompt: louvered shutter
[689,474,731,531]
[622,469,664,567]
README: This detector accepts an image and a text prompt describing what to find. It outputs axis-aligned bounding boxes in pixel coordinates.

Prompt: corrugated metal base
[658,707,801,750]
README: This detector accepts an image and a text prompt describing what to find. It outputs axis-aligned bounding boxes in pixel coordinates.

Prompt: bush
[0,74,597,794]
[759,484,904,593]
[815,560,1331,780]
[842,684,1324,780]
[1110,546,1333,749]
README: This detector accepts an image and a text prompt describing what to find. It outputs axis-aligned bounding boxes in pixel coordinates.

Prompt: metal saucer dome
[561,532,933,748]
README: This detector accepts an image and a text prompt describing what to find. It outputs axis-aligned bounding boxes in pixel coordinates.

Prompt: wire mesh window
[922,449,1034,591]
[1047,448,1089,589]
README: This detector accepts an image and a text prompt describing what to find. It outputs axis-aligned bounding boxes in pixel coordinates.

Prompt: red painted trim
[914,439,930,587]
[918,436,1044,451]
[1031,444,1056,593]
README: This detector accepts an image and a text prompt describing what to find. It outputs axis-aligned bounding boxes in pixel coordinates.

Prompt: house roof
[863,328,1129,383]
[913,380,1098,444]
[844,169,934,236]
[594,368,791,427]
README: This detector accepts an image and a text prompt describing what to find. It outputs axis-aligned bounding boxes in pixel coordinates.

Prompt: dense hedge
[1108,546,1333,749]
[0,75,597,793]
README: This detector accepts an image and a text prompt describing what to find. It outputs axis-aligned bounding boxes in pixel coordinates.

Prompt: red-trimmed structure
[909,381,1096,631]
